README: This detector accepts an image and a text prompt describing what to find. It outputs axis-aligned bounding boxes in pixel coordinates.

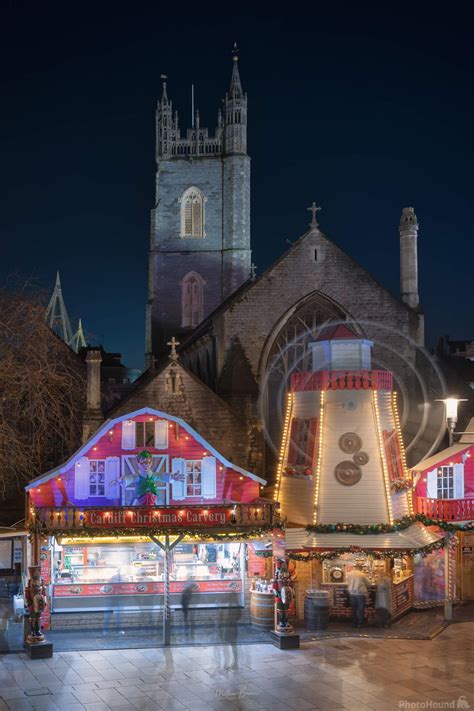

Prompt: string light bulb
[313,390,325,524]
[274,392,293,502]
[373,390,394,524]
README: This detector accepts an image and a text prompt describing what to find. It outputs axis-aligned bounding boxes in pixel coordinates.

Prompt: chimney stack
[83,348,103,442]
[399,207,419,310]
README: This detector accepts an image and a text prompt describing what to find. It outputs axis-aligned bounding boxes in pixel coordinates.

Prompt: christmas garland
[305,514,474,535]
[256,538,447,560]
[28,520,282,542]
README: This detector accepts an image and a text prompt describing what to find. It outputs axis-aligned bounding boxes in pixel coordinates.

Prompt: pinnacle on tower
[70,318,87,353]
[229,43,243,98]
[160,75,169,104]
[45,271,73,345]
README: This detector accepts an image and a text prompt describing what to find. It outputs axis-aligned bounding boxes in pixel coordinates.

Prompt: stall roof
[411,444,470,472]
[26,406,267,489]
[285,523,444,551]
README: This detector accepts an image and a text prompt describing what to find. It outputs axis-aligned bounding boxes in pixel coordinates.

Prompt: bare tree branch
[0,286,85,496]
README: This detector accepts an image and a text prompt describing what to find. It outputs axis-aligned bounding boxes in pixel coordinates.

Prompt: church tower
[145,52,251,361]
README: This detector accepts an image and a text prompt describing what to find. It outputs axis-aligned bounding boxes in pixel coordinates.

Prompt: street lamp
[435,397,467,446]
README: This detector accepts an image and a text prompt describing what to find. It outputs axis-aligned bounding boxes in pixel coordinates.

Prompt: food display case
[51,539,244,612]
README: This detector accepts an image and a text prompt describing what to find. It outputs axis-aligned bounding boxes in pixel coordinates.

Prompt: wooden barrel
[304,590,330,630]
[250,591,274,629]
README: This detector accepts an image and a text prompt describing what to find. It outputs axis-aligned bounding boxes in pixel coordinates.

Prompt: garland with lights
[255,537,447,560]
[27,520,282,542]
[285,538,447,561]
[305,514,474,535]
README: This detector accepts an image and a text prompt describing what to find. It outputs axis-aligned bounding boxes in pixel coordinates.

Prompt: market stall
[25,407,279,645]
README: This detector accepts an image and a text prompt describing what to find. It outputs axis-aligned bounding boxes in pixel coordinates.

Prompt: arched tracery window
[180,187,205,238]
[181,272,204,328]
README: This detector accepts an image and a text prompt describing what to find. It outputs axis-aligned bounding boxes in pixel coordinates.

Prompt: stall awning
[285,523,444,551]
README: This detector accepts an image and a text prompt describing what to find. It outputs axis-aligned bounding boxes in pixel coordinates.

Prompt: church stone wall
[152,158,224,250]
[112,364,250,470]
[213,228,419,386]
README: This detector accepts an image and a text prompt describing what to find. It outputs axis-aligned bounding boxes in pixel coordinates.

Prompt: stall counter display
[51,540,245,611]
[319,553,414,621]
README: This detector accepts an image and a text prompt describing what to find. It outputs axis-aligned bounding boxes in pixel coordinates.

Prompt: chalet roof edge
[25,406,266,490]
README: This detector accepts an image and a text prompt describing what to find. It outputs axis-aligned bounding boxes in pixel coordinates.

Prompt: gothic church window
[181,272,204,328]
[180,187,205,238]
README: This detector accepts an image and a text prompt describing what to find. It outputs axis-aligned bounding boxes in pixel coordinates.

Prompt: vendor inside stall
[318,551,414,622]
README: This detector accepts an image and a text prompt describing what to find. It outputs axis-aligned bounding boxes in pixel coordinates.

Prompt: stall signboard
[392,578,413,616]
[83,507,233,528]
[53,579,242,597]
[462,532,474,557]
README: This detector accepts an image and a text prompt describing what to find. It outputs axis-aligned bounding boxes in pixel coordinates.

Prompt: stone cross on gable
[308,202,322,229]
[167,336,180,361]
[250,263,257,280]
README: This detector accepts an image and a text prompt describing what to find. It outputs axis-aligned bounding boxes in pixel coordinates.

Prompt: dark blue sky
[1,2,472,370]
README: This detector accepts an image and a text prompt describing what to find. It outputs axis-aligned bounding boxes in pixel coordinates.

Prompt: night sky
[1,3,472,371]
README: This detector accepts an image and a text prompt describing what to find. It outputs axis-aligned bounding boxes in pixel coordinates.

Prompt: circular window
[339,432,362,453]
[334,461,362,486]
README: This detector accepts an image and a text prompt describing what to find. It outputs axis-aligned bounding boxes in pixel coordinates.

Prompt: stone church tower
[145,55,251,361]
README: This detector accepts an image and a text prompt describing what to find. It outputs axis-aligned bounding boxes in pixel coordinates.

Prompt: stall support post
[444,533,453,621]
[150,534,184,646]
[163,536,171,645]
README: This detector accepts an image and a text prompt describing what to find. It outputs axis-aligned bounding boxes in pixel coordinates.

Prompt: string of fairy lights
[312,390,325,524]
[372,390,394,524]
[274,392,293,502]
[391,390,414,515]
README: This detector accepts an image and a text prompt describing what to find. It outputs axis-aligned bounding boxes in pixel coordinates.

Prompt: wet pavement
[0,621,473,710]
[1,600,473,653]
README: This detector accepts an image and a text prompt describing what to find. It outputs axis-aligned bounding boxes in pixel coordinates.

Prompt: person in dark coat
[181,581,194,636]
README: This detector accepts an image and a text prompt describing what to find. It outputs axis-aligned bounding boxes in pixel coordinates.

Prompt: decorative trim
[26,407,267,489]
[305,514,474,534]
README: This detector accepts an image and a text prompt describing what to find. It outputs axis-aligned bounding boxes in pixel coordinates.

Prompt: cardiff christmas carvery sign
[83,507,233,528]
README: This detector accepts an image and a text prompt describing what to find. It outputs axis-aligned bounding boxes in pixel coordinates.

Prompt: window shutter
[105,457,120,500]
[288,419,301,465]
[121,420,136,450]
[201,456,217,499]
[454,463,464,499]
[306,418,318,466]
[171,458,185,500]
[426,469,438,499]
[74,457,90,501]
[154,421,168,449]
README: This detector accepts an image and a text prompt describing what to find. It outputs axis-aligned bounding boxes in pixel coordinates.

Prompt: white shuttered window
[171,458,185,500]
[74,457,90,500]
[201,456,217,498]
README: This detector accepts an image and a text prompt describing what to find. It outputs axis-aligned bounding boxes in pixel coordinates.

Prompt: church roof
[313,323,361,342]
[177,225,419,358]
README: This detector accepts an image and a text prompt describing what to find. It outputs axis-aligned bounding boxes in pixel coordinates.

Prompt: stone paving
[0,621,473,710]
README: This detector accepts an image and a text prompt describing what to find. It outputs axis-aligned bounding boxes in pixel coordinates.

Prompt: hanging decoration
[256,538,448,560]
[305,514,474,535]
[28,518,283,542]
[390,479,413,493]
